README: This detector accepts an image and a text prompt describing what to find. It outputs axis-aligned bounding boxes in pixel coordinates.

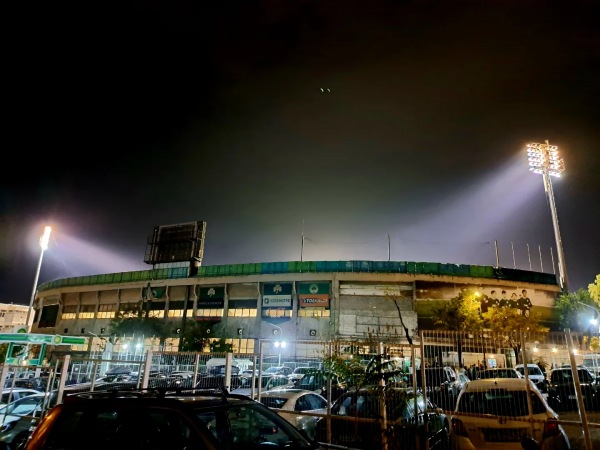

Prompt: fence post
[142,351,153,388]
[56,354,71,405]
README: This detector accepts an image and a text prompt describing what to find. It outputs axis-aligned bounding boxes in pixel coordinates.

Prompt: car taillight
[451,418,468,437]
[543,418,560,438]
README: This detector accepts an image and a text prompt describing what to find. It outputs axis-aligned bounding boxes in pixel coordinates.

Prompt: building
[0,303,29,333]
[30,259,560,357]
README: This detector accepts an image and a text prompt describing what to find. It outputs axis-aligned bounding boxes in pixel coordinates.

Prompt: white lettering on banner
[262,296,292,307]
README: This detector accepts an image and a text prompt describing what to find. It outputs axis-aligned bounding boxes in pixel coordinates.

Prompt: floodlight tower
[26,225,52,332]
[526,141,568,291]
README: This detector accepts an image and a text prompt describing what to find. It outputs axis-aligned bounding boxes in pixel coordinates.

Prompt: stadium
[28,221,562,364]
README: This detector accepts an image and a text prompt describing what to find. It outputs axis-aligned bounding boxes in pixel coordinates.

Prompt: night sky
[2,1,599,303]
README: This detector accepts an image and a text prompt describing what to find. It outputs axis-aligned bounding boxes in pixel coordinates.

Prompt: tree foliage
[109,302,170,341]
[178,319,216,352]
[588,274,600,303]
[431,289,484,331]
[483,306,549,365]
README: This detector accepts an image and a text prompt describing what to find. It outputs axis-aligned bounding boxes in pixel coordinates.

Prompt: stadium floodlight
[526,141,567,290]
[26,226,52,332]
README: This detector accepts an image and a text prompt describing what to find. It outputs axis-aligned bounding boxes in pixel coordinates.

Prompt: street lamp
[26,226,52,332]
[526,141,568,290]
[576,301,600,342]
[266,323,286,366]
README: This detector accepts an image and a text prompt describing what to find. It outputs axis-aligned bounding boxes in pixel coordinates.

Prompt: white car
[450,378,570,450]
[515,363,547,393]
[0,388,43,406]
[288,367,315,384]
[258,388,328,439]
[476,367,523,380]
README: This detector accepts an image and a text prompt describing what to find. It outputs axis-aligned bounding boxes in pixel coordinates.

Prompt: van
[582,354,600,379]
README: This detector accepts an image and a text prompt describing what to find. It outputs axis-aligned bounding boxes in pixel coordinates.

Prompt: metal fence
[1,329,599,450]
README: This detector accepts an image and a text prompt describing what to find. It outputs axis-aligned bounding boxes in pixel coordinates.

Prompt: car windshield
[479,369,519,379]
[457,389,547,416]
[194,402,312,448]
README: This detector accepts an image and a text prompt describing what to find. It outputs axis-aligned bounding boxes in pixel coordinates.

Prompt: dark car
[413,367,457,411]
[23,388,334,450]
[296,371,347,402]
[195,374,243,390]
[547,366,599,411]
[314,386,449,450]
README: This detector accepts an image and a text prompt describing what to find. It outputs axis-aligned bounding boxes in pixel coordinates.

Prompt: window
[262,308,292,318]
[61,305,77,320]
[227,300,257,317]
[78,305,96,319]
[97,304,116,319]
[298,308,330,318]
[196,308,224,318]
[146,301,166,318]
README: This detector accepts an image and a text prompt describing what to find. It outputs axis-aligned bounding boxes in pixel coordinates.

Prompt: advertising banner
[262,283,292,308]
[298,282,330,308]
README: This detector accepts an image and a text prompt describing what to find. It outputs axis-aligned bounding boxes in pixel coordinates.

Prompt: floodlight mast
[26,226,52,332]
[526,140,568,291]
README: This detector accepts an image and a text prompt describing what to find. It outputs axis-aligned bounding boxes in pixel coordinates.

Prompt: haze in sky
[2,1,598,303]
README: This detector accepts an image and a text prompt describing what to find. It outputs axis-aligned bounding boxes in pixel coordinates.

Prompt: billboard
[144,221,206,266]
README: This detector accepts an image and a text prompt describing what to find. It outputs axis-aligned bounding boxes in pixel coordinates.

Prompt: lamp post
[26,226,52,332]
[266,323,286,366]
[526,141,568,290]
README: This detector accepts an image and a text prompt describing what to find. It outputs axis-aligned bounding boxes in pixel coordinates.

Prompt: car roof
[259,388,320,399]
[462,378,536,391]
[62,388,259,408]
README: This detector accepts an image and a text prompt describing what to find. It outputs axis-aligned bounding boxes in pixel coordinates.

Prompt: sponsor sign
[299,297,329,307]
[199,287,225,299]
[262,283,292,308]
[298,282,330,308]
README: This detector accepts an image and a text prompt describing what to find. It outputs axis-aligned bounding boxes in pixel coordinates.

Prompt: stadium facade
[31,259,561,356]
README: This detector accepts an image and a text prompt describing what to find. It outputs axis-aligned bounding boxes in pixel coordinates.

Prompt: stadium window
[298,308,330,318]
[262,308,292,318]
[146,301,166,318]
[78,304,96,319]
[97,304,116,319]
[195,308,224,318]
[227,299,257,318]
[61,305,77,320]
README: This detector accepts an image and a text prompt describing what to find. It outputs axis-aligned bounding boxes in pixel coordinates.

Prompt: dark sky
[2,1,599,303]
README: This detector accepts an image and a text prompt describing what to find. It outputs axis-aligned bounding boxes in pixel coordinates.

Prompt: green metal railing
[37,260,557,292]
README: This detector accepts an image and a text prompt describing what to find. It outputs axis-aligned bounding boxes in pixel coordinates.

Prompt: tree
[109,302,170,344]
[482,306,549,365]
[178,319,215,352]
[431,288,485,367]
[209,338,234,353]
[588,274,600,303]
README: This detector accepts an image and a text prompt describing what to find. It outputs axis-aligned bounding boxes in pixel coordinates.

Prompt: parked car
[547,366,599,411]
[414,366,458,410]
[22,389,335,450]
[314,386,449,450]
[476,368,523,380]
[195,374,243,390]
[288,367,314,384]
[0,389,43,407]
[515,364,547,393]
[450,378,570,450]
[258,388,329,439]
[295,371,347,402]
[0,392,57,450]
[230,375,293,398]
[263,366,293,377]
[451,371,470,399]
